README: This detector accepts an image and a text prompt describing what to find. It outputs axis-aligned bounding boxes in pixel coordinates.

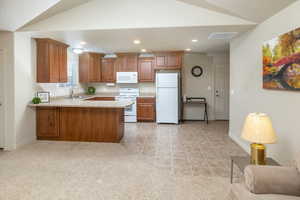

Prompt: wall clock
[191,66,203,77]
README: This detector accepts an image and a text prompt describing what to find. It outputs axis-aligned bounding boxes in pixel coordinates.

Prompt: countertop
[28,97,133,108]
[28,92,156,108]
[79,92,156,98]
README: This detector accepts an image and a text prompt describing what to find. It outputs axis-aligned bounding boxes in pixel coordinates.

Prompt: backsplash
[35,83,155,97]
[84,83,156,94]
[36,83,85,97]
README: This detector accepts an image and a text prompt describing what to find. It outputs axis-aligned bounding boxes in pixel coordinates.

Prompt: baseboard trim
[229,131,250,154]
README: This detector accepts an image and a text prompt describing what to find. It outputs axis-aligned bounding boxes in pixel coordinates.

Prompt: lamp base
[250,143,266,165]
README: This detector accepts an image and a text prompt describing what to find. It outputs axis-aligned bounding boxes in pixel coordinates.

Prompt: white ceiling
[32,25,252,53]
[21,0,93,29]
[178,0,297,23]
[0,0,60,31]
[14,0,297,53]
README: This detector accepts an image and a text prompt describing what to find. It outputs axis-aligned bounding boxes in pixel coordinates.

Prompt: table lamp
[241,113,277,165]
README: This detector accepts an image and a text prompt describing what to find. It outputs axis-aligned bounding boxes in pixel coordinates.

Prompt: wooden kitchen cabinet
[36,107,60,139]
[154,51,183,70]
[79,52,104,83]
[137,97,156,122]
[59,107,124,143]
[101,58,116,82]
[35,38,69,83]
[138,57,155,82]
[36,107,124,143]
[115,53,138,72]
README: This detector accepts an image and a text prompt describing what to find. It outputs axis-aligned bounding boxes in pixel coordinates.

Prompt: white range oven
[116,88,139,122]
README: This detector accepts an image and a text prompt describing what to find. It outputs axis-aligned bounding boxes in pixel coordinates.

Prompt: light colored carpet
[0,121,246,200]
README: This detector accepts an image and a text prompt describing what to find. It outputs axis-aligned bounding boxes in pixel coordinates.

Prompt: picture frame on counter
[37,91,50,103]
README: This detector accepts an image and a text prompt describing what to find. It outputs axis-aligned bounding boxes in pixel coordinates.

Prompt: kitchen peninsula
[29,97,133,143]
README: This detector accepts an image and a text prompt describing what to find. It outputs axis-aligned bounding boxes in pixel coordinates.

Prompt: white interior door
[214,64,229,120]
[0,50,5,148]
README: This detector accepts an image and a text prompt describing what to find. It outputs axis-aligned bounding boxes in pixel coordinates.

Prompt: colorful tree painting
[263,27,300,90]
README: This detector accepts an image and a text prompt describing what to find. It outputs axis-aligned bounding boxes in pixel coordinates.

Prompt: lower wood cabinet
[36,107,124,143]
[36,107,60,138]
[137,97,156,122]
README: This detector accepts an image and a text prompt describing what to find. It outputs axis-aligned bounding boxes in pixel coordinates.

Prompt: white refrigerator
[156,72,181,124]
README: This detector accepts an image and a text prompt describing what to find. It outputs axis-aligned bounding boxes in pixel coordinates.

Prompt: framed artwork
[37,91,50,103]
[263,27,300,91]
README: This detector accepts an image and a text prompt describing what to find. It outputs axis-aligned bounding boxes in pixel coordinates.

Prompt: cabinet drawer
[137,97,155,103]
[85,97,115,101]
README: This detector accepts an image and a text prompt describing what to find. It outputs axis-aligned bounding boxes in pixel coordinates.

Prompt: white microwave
[116,72,138,83]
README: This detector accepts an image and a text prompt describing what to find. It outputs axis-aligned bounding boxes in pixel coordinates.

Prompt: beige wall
[0,31,15,150]
[14,32,36,147]
[182,53,229,120]
[230,1,300,164]
[182,53,214,120]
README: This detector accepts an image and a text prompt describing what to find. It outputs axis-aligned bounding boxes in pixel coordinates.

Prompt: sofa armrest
[244,165,300,196]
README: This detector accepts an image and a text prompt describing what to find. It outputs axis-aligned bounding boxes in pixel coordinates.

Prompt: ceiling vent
[208,32,238,40]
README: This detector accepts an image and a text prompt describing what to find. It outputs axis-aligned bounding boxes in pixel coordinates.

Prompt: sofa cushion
[231,183,300,200]
[244,165,300,196]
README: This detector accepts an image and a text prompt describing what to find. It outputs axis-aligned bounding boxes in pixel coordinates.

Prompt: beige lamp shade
[241,113,277,144]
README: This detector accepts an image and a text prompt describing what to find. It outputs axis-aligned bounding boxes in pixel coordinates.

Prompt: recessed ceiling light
[133,40,141,44]
[185,48,191,51]
[192,39,198,42]
[80,41,87,45]
[72,48,84,54]
[141,49,147,52]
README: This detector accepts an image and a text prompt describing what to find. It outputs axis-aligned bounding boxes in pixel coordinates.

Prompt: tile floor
[0,121,247,200]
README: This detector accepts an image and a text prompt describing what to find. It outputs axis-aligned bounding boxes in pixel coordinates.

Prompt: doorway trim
[0,49,7,150]
[213,63,230,120]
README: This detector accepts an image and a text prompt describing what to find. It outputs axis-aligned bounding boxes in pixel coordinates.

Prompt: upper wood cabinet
[154,51,183,70]
[35,38,69,83]
[79,52,104,83]
[101,58,116,83]
[115,53,138,72]
[138,57,155,82]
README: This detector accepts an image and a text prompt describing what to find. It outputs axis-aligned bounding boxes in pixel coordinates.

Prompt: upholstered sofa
[228,157,300,200]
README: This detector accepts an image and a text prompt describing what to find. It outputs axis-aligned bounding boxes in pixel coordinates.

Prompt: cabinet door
[79,53,90,83]
[49,43,60,82]
[36,41,50,82]
[59,45,68,82]
[125,54,138,71]
[155,54,167,68]
[36,38,69,83]
[115,54,138,72]
[167,53,182,69]
[115,55,126,72]
[137,97,156,122]
[37,107,60,138]
[138,58,154,82]
[89,53,101,82]
[102,58,116,82]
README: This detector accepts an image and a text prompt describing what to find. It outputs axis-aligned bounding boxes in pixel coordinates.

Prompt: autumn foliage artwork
[263,28,300,90]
